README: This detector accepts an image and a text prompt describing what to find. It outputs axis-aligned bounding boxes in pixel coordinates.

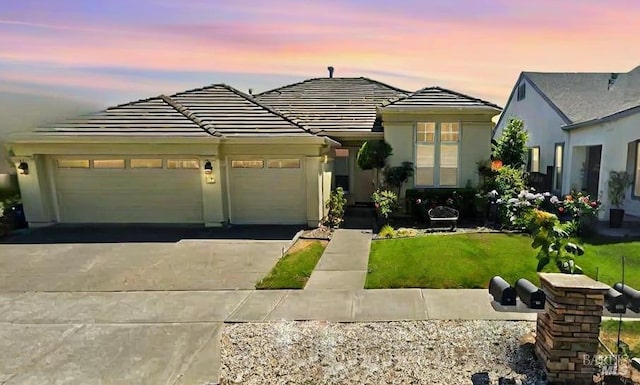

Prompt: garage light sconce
[203,160,216,184]
[17,162,29,175]
[204,160,213,174]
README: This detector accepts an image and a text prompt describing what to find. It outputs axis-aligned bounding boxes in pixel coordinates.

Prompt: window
[167,159,199,169]
[93,159,125,169]
[554,143,564,191]
[333,148,350,192]
[268,159,300,168]
[231,160,264,168]
[415,122,459,187]
[130,159,162,168]
[527,147,540,173]
[635,141,640,197]
[517,82,526,101]
[57,159,89,168]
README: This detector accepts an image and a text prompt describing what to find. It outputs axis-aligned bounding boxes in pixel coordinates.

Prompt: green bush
[493,118,529,169]
[323,187,347,229]
[406,187,478,219]
[377,224,395,239]
[372,190,398,223]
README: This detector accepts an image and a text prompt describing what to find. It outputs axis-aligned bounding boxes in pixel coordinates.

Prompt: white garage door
[229,157,306,224]
[54,158,203,223]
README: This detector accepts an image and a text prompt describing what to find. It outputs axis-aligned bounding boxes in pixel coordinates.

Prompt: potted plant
[608,170,633,228]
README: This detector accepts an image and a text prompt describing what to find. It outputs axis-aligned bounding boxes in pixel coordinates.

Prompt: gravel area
[220,320,546,385]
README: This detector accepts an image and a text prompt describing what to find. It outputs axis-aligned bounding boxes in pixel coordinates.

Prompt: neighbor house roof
[32,84,315,138]
[523,65,640,126]
[254,77,409,133]
[381,86,502,111]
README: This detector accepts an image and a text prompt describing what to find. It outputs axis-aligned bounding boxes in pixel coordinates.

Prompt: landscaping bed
[220,320,544,385]
[256,240,327,289]
[366,233,640,289]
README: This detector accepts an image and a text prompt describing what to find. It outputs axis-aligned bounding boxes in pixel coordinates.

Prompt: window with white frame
[415,122,459,187]
[554,143,563,191]
[635,141,640,197]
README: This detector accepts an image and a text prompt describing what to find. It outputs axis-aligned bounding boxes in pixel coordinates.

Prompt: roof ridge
[213,84,318,135]
[254,76,410,97]
[253,78,319,96]
[107,95,166,110]
[159,95,222,137]
[382,85,501,109]
[357,77,410,94]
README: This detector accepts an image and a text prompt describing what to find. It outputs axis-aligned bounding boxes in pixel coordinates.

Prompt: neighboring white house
[494,66,640,219]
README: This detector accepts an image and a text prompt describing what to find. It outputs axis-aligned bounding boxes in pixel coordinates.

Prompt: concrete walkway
[305,229,372,290]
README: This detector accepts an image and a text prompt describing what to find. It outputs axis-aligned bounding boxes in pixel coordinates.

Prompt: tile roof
[382,86,502,110]
[524,65,640,124]
[254,77,409,132]
[171,84,313,136]
[35,84,314,138]
[36,96,213,137]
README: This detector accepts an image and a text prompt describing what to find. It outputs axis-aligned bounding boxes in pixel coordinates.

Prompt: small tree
[383,161,414,196]
[493,118,529,169]
[357,140,393,189]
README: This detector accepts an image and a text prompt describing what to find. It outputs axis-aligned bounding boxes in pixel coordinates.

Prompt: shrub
[528,209,584,274]
[372,190,398,224]
[608,170,633,207]
[493,118,529,169]
[383,161,414,196]
[323,187,347,229]
[377,224,395,239]
[494,166,527,198]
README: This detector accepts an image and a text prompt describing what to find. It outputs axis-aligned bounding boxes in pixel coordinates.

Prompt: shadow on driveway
[0,224,304,244]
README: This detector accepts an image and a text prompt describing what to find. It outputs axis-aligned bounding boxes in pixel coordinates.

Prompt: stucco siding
[494,77,568,174]
[460,122,492,187]
[566,112,640,217]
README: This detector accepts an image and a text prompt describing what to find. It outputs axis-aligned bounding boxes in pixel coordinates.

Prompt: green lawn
[366,233,640,289]
[601,320,640,358]
[256,241,326,289]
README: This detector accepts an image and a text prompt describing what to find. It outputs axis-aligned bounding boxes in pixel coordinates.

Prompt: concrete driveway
[0,225,298,385]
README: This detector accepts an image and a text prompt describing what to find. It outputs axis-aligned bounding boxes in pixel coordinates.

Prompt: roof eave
[379,105,502,114]
[7,133,222,144]
[562,104,640,131]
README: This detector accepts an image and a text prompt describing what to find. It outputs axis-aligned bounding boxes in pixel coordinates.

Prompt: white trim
[45,156,61,222]
[225,156,233,224]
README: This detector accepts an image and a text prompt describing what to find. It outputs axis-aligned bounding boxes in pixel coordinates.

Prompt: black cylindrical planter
[609,208,625,228]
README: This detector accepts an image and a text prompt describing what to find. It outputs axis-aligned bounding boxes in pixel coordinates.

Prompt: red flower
[558,207,565,213]
[591,202,598,208]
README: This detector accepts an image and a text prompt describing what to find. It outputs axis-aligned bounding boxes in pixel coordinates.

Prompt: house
[494,66,640,219]
[7,71,501,228]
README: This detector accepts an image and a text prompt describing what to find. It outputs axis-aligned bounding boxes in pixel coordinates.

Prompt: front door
[585,145,602,198]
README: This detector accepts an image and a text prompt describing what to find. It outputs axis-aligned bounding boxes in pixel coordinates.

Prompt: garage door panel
[229,161,306,224]
[55,167,203,223]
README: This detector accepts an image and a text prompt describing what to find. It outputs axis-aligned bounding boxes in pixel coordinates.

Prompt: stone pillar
[536,273,610,385]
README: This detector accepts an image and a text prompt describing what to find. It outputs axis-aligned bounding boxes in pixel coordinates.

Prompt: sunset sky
[1,0,640,108]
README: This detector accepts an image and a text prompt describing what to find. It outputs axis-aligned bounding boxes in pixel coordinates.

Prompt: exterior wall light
[17,162,29,175]
[204,160,213,174]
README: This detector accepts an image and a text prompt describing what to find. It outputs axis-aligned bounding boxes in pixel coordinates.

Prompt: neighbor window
[231,160,264,168]
[130,159,162,168]
[268,159,301,168]
[57,159,89,168]
[93,159,125,169]
[554,143,564,191]
[415,122,459,187]
[517,83,526,101]
[167,159,199,169]
[527,147,540,173]
[635,141,640,196]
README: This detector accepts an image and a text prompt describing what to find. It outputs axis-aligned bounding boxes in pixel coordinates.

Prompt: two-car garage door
[54,158,203,223]
[52,156,307,225]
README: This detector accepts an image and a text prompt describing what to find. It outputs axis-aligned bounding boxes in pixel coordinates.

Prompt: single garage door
[54,158,203,223]
[229,157,306,224]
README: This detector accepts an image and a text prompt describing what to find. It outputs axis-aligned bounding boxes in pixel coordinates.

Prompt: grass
[366,233,640,289]
[600,320,640,358]
[256,241,326,289]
